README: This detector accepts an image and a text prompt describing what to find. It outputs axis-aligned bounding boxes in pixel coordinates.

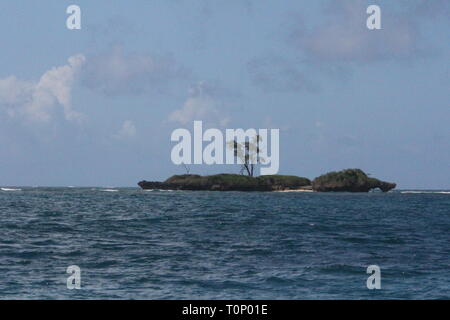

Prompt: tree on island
[182,163,191,174]
[226,135,265,177]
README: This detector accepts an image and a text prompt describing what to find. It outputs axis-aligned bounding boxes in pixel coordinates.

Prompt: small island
[311,169,396,192]
[138,168,396,193]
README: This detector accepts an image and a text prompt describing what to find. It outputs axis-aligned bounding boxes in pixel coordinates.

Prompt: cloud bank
[82,46,187,96]
[0,54,85,122]
[169,81,230,127]
[290,0,431,64]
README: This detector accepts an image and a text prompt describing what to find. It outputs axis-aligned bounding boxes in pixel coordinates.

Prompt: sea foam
[1,188,22,192]
[401,191,450,194]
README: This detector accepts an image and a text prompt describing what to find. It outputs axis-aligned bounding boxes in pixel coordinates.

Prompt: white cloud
[0,76,33,105]
[0,54,86,122]
[168,81,230,127]
[83,46,186,96]
[116,120,137,139]
[291,0,424,64]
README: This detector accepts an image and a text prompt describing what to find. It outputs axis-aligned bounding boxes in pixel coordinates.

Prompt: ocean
[0,187,448,299]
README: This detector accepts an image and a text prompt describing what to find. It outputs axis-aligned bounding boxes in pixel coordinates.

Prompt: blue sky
[0,0,449,188]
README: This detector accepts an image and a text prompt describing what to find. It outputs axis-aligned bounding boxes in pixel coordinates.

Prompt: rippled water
[0,188,448,299]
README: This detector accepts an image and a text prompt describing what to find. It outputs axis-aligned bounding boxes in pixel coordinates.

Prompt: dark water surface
[0,187,449,299]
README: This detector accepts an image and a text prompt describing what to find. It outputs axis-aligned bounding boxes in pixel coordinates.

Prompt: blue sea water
[0,187,448,299]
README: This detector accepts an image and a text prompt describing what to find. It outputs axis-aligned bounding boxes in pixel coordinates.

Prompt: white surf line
[1,188,22,191]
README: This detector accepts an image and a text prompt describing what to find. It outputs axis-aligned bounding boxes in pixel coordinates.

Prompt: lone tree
[182,163,190,174]
[226,135,265,177]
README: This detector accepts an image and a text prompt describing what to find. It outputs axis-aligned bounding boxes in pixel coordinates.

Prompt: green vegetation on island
[139,174,311,192]
[311,169,396,192]
[138,169,396,193]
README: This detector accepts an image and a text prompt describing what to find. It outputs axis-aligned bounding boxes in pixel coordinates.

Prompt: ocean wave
[1,188,22,192]
[401,191,450,194]
[0,188,448,299]
[100,189,119,192]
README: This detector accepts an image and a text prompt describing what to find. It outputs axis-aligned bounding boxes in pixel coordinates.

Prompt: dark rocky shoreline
[138,169,396,193]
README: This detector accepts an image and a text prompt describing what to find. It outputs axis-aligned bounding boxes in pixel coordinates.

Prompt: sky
[0,0,449,188]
